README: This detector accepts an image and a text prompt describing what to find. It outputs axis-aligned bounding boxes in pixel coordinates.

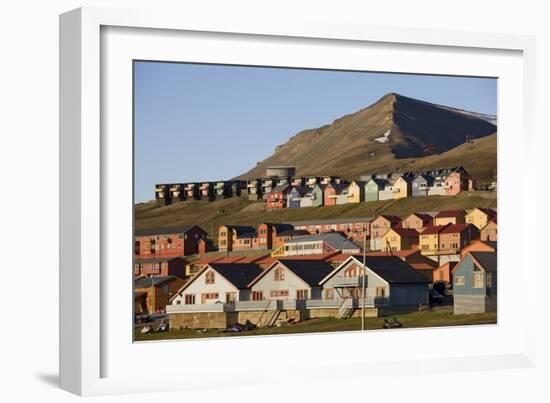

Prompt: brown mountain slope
[236,93,496,180]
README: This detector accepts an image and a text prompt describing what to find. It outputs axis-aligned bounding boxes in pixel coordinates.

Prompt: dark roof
[265,223,294,234]
[376,215,402,224]
[134,257,186,264]
[440,223,470,234]
[435,210,466,218]
[481,240,497,250]
[390,227,420,238]
[420,224,448,235]
[134,275,178,288]
[326,183,347,193]
[209,263,263,289]
[225,225,257,238]
[289,185,309,196]
[366,178,388,188]
[278,260,336,286]
[470,252,497,271]
[364,256,430,283]
[475,208,497,217]
[270,184,291,193]
[285,232,361,250]
[135,225,198,237]
[278,229,311,237]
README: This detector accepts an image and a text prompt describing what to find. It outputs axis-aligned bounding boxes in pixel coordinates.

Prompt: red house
[265,184,291,210]
[323,183,347,206]
[133,256,188,279]
[134,225,209,258]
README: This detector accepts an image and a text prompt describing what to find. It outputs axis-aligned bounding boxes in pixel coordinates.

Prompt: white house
[248,259,335,301]
[170,263,263,305]
[283,232,361,256]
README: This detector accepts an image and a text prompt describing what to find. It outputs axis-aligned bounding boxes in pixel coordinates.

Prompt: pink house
[444,171,471,196]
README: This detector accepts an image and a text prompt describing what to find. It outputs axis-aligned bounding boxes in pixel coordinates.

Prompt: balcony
[331,277,364,288]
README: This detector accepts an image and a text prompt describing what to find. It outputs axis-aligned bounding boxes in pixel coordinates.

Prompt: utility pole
[362,221,367,331]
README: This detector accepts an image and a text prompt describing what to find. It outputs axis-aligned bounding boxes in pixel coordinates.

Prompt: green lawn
[134,308,497,342]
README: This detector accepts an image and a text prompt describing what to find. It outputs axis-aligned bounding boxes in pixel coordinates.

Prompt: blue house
[288,186,308,208]
[452,251,497,314]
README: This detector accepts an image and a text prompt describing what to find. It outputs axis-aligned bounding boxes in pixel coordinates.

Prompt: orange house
[480,217,497,241]
[323,183,347,206]
[401,213,433,231]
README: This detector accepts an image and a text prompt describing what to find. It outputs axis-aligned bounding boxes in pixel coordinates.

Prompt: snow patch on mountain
[374,129,392,143]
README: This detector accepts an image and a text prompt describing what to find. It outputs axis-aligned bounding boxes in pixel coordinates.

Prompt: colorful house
[283,233,361,256]
[444,167,474,196]
[154,184,171,206]
[461,239,497,257]
[432,261,457,284]
[346,180,365,203]
[419,225,447,257]
[380,227,419,252]
[171,263,263,305]
[133,257,188,279]
[401,213,433,231]
[319,256,430,310]
[438,224,479,255]
[287,186,308,208]
[411,174,433,197]
[324,183,347,206]
[392,176,411,199]
[248,260,336,301]
[134,275,187,315]
[465,207,497,230]
[265,184,291,210]
[480,217,497,241]
[452,252,497,314]
[134,225,209,258]
[433,210,466,226]
[218,225,257,252]
[369,215,402,250]
[364,178,387,202]
[299,184,325,208]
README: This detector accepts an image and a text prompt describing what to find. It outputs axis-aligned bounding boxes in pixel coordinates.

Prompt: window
[473,272,484,288]
[184,294,195,304]
[455,276,465,286]
[226,292,237,303]
[205,270,215,284]
[296,289,308,300]
[220,231,226,237]
[486,273,493,288]
[202,293,219,302]
[270,290,289,298]
[251,291,264,301]
[324,288,334,300]
[274,267,285,281]
[220,240,226,246]
[375,286,386,297]
[344,265,359,278]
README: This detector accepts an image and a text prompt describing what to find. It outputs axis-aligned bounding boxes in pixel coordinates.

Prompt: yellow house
[346,180,365,203]
[419,225,446,256]
[465,208,497,230]
[392,176,411,199]
[381,227,419,252]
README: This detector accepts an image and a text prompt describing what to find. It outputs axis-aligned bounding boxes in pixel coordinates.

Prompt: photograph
[132,62,498,341]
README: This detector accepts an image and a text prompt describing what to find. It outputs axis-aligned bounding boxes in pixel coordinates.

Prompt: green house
[364,178,387,202]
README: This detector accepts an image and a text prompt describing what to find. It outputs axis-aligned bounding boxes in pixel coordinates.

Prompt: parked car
[429,289,444,305]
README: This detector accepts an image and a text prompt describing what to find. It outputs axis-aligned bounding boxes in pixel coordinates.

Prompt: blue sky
[134,62,497,202]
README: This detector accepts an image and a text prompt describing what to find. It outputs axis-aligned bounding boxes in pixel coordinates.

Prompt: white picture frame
[60,6,537,396]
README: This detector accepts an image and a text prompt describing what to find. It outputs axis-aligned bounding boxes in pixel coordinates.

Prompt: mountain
[236,93,497,181]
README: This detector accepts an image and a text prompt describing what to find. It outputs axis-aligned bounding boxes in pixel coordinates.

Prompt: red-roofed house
[433,210,466,226]
[480,216,497,241]
[380,227,419,252]
[401,213,433,231]
[466,208,497,230]
[419,225,448,256]
[369,215,402,250]
[439,223,479,255]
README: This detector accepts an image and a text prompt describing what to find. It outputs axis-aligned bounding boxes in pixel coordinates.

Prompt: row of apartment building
[153,166,479,207]
[264,167,475,210]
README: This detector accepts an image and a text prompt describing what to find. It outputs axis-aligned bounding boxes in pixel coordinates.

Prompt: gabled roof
[270,184,291,193]
[440,223,471,234]
[470,252,497,272]
[386,227,420,238]
[373,215,402,225]
[471,207,497,217]
[420,224,449,235]
[289,185,309,196]
[284,232,361,250]
[325,183,347,193]
[278,229,310,237]
[262,223,294,234]
[272,260,336,286]
[405,212,433,224]
[434,210,466,218]
[135,225,200,237]
[224,225,257,238]
[366,177,388,188]
[321,256,430,285]
[208,263,263,289]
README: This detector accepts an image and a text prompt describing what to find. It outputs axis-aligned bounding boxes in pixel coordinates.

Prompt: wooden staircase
[337,299,355,319]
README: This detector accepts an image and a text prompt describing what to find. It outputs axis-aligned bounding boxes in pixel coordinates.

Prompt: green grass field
[135,191,496,245]
[134,308,497,342]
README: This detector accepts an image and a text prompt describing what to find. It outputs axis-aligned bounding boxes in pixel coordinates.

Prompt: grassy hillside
[135,191,497,244]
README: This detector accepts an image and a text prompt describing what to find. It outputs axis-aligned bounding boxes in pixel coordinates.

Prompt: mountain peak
[236,94,496,180]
